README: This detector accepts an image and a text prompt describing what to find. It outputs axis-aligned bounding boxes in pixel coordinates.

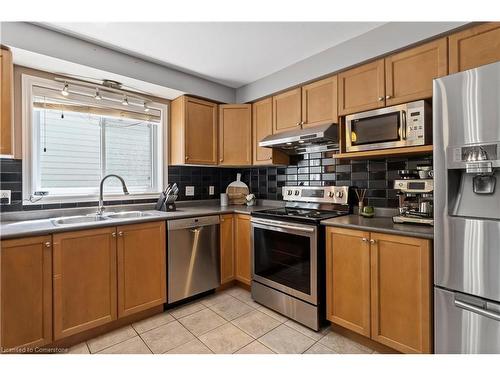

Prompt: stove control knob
[287,190,293,195]
[294,190,300,196]
[328,191,334,198]
[335,191,343,198]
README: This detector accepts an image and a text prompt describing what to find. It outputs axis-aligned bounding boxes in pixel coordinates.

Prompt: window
[23,75,166,203]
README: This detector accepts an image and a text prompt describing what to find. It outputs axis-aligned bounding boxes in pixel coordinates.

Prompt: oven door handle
[251,218,315,233]
[454,299,500,322]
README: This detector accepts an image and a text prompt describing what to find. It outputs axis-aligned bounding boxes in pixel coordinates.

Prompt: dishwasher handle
[168,215,220,231]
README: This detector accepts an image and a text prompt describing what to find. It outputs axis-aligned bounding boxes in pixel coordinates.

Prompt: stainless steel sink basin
[105,211,156,219]
[52,215,110,226]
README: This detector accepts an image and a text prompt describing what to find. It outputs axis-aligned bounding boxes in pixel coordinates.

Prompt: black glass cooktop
[252,207,348,223]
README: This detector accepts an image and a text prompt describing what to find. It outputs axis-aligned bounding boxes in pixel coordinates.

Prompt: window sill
[22,193,161,206]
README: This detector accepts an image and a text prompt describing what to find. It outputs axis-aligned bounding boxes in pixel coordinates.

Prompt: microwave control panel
[406,109,425,141]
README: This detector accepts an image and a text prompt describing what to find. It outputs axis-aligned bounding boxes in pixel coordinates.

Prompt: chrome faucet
[97,174,129,216]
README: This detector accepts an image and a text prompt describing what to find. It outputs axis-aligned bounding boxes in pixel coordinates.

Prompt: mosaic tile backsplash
[1,152,432,212]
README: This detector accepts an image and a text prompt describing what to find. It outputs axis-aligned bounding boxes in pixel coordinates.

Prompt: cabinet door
[220,214,235,284]
[117,221,166,318]
[385,38,448,106]
[234,214,252,286]
[1,236,52,350]
[253,98,273,164]
[0,48,13,155]
[53,228,117,340]
[219,104,252,165]
[338,59,385,115]
[325,227,371,337]
[449,23,500,73]
[370,233,432,354]
[185,96,218,165]
[301,76,338,128]
[272,88,302,134]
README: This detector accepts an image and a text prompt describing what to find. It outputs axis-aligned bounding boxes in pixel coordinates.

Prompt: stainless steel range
[434,62,500,353]
[251,186,349,330]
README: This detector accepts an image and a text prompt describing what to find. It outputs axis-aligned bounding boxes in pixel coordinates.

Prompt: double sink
[52,211,157,226]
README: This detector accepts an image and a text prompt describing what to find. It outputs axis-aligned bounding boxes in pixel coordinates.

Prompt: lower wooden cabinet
[220,214,235,284]
[52,227,118,340]
[117,222,166,318]
[235,214,252,285]
[326,227,432,354]
[0,236,52,350]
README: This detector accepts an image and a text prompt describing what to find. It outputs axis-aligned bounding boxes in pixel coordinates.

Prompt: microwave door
[350,111,401,149]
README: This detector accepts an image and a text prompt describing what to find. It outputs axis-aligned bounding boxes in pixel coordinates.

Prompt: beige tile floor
[67,286,375,354]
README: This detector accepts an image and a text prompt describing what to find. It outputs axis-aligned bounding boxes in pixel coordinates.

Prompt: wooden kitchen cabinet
[234,214,252,286]
[170,95,218,165]
[325,227,433,354]
[338,59,385,115]
[0,236,52,350]
[370,232,432,354]
[272,88,302,134]
[220,214,235,284]
[52,227,117,340]
[117,221,166,318]
[0,47,13,156]
[385,38,448,106]
[325,227,371,337]
[252,98,289,166]
[219,104,252,165]
[301,75,338,128]
[449,22,500,73]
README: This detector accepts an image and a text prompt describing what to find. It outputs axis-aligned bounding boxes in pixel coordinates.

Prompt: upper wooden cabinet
[338,59,386,115]
[52,227,118,340]
[252,98,289,166]
[272,88,302,133]
[1,236,52,350]
[325,226,432,354]
[385,38,448,106]
[301,76,338,128]
[0,47,13,156]
[326,227,371,337]
[117,221,166,318]
[370,232,432,354]
[220,214,235,284]
[219,104,252,166]
[449,22,500,73]
[170,96,218,165]
[234,214,252,286]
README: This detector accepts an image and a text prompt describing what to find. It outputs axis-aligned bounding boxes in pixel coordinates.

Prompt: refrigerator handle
[454,299,500,322]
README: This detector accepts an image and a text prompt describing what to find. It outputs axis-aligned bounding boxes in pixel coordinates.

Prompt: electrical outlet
[209,186,215,195]
[0,190,11,205]
[185,186,195,196]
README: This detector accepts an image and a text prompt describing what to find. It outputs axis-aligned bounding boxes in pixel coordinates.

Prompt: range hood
[259,123,339,155]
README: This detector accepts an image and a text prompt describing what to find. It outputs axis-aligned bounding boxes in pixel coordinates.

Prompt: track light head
[143,102,150,112]
[121,95,129,106]
[94,88,102,100]
[61,83,69,97]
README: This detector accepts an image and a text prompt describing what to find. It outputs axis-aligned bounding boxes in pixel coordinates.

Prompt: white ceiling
[42,22,385,88]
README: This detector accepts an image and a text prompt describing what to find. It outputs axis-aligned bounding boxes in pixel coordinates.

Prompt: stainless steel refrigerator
[433,61,500,353]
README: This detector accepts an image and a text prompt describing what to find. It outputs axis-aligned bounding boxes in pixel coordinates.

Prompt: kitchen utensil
[220,193,229,206]
[417,165,434,179]
[226,173,249,205]
[155,192,167,211]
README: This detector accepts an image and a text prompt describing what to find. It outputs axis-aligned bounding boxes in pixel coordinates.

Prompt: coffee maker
[392,169,434,226]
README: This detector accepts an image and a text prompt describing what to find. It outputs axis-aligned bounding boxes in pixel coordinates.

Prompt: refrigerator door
[435,287,500,353]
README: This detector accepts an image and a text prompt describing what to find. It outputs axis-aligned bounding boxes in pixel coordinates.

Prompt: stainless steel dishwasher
[167,215,220,303]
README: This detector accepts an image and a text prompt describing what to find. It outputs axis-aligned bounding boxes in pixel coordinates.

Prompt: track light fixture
[143,102,150,112]
[61,83,69,97]
[121,95,129,106]
[94,88,102,100]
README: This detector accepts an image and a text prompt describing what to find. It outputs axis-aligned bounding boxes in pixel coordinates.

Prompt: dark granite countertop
[321,215,434,239]
[0,202,280,240]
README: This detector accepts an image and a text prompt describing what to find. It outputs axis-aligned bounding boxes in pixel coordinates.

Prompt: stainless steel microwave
[345,100,432,152]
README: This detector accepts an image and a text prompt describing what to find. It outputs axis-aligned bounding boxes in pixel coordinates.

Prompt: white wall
[236,22,468,103]
[1,22,236,103]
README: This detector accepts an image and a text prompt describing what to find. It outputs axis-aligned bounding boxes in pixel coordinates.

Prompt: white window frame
[22,74,168,205]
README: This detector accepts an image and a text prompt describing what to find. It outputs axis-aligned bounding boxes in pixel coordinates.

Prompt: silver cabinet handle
[454,300,500,322]
[112,232,116,238]
[185,156,189,160]
[361,238,368,242]
[370,239,376,244]
[118,231,123,237]
[44,241,51,248]
[385,95,392,99]
[378,96,384,101]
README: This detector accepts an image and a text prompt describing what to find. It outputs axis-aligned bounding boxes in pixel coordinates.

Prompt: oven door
[251,217,317,305]
[346,106,407,152]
